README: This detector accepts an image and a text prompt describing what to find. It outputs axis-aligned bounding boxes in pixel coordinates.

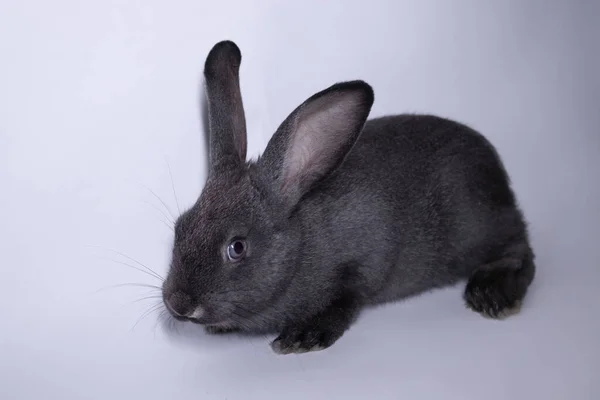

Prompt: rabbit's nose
[166,291,193,317]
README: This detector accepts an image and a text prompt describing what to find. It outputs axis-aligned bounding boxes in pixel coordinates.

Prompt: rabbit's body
[294,114,525,301]
[162,41,535,354]
[250,114,532,330]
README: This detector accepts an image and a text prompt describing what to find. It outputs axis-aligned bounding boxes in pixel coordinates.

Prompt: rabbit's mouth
[183,306,227,326]
[172,314,218,325]
[163,294,216,324]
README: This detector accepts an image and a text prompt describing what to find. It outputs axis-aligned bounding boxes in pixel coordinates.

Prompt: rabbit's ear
[204,41,247,174]
[258,80,374,207]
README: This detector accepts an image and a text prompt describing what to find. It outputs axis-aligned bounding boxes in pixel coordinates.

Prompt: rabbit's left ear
[204,41,247,174]
[258,80,374,207]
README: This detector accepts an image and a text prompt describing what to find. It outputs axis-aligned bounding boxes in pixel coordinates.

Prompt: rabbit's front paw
[271,324,339,354]
[271,292,360,354]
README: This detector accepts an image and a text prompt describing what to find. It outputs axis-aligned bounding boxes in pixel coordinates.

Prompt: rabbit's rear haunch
[162,40,536,354]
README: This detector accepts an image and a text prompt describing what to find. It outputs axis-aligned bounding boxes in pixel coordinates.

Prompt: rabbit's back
[297,114,527,304]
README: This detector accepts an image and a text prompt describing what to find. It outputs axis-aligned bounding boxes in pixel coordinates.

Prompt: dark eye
[227,238,247,261]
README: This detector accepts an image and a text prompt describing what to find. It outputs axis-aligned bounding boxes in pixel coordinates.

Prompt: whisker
[103,250,165,281]
[170,317,180,335]
[230,308,264,331]
[131,302,164,331]
[165,158,181,216]
[160,219,175,232]
[86,245,166,281]
[229,310,254,332]
[230,308,273,342]
[94,282,161,294]
[154,309,169,338]
[137,182,175,221]
[142,200,175,226]
[97,256,163,282]
[230,302,275,333]
[132,295,163,304]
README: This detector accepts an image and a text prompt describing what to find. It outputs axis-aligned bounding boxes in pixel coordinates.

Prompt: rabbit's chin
[186,315,228,326]
[204,322,239,335]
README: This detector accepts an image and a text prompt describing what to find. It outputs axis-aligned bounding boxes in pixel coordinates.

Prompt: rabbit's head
[162,41,374,330]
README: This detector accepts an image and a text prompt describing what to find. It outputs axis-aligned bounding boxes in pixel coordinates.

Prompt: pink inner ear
[280,92,365,192]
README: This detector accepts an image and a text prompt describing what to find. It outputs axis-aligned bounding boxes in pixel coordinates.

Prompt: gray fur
[162,41,536,354]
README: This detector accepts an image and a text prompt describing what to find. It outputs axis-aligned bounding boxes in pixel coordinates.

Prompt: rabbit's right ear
[258,80,374,210]
[204,41,247,175]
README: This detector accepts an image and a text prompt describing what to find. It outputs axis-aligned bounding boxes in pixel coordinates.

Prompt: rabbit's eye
[227,238,247,261]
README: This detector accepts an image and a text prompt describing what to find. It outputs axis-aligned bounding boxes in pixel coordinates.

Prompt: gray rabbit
[161,40,536,354]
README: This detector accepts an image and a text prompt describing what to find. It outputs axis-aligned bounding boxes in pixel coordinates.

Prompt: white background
[1,1,599,399]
